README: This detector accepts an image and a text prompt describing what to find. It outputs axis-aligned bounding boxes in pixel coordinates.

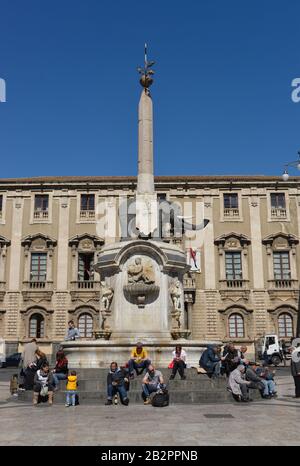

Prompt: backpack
[151,389,169,407]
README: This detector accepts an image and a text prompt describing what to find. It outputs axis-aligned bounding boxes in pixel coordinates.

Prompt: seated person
[170,345,187,380]
[199,345,223,378]
[222,343,240,376]
[128,342,151,378]
[142,364,165,405]
[238,346,248,362]
[33,363,55,406]
[105,362,129,406]
[65,320,80,341]
[52,350,69,390]
[244,360,269,399]
[228,365,252,402]
[256,364,277,398]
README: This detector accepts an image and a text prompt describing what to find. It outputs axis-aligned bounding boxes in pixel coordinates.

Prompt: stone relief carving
[127,257,155,284]
[169,279,182,329]
[99,281,114,336]
[170,278,182,312]
[124,257,159,308]
[100,281,114,311]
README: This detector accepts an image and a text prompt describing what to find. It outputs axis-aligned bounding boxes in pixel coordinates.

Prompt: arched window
[228,313,244,338]
[78,313,93,338]
[278,313,293,338]
[29,313,45,338]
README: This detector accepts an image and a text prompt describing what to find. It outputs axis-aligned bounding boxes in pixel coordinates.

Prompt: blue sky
[0,0,299,178]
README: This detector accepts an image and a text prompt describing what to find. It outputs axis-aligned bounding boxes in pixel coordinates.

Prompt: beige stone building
[0,174,299,357]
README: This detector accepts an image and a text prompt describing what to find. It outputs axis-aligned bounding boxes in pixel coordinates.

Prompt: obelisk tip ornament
[137,43,155,93]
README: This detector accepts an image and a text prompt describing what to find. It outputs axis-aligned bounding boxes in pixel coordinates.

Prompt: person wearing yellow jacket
[128,342,151,379]
[65,371,78,407]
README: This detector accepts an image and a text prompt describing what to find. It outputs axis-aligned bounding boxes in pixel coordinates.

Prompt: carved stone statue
[127,257,155,284]
[170,279,182,312]
[101,281,114,311]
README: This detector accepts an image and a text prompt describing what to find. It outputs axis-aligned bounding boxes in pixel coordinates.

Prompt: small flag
[190,248,198,269]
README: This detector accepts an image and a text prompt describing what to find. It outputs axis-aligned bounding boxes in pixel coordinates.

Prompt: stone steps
[17,369,261,404]
[18,389,233,404]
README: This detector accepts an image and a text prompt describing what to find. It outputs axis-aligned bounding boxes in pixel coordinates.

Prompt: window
[30,253,47,282]
[273,252,290,280]
[80,194,95,211]
[224,194,238,209]
[29,313,45,338]
[0,195,2,218]
[80,194,95,220]
[223,194,239,217]
[270,193,286,218]
[34,195,49,220]
[78,253,94,281]
[228,313,244,338]
[225,252,242,280]
[78,313,93,338]
[271,193,286,209]
[278,313,293,338]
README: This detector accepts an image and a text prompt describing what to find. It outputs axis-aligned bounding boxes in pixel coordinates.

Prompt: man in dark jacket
[105,362,129,406]
[199,345,223,378]
[244,361,268,398]
[290,346,300,398]
[222,343,239,376]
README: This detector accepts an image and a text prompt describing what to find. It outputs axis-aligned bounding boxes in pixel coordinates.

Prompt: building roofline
[0,175,299,189]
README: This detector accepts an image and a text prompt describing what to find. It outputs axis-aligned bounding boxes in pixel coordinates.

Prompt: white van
[0,338,5,367]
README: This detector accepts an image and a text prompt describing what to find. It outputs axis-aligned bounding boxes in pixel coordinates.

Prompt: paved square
[0,367,299,446]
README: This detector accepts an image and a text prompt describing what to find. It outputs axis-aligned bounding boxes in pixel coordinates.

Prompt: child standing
[10,373,19,397]
[65,370,78,407]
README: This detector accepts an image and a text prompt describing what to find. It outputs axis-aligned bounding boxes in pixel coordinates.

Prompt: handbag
[40,385,49,397]
[151,389,170,407]
[168,360,174,369]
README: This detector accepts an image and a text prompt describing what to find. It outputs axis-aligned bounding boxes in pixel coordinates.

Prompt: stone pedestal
[62,340,221,368]
[94,239,189,342]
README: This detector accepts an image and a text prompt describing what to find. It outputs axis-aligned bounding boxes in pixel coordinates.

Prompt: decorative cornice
[21,233,57,248]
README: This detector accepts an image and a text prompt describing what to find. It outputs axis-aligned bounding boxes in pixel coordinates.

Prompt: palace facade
[0,175,299,356]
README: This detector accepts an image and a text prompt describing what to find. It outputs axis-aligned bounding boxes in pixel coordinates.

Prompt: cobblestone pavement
[0,367,299,446]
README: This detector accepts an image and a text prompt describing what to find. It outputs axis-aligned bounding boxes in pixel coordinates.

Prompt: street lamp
[281,150,300,181]
[281,150,300,337]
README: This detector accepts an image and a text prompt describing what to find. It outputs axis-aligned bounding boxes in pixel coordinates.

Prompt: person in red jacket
[52,350,68,390]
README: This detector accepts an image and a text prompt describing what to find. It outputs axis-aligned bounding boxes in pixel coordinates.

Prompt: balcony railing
[33,210,49,220]
[224,208,239,218]
[220,279,248,289]
[22,281,53,301]
[71,280,100,290]
[23,280,52,290]
[269,279,297,289]
[271,207,287,218]
[0,281,6,301]
[80,210,95,220]
[183,276,196,290]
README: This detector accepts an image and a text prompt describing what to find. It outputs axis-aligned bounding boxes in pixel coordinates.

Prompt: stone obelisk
[135,45,158,236]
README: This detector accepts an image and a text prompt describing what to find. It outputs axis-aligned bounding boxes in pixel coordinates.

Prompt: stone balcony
[270,207,287,219]
[79,210,95,220]
[268,279,298,300]
[70,280,100,302]
[33,210,49,221]
[183,274,196,304]
[22,280,53,301]
[223,208,240,218]
[219,279,250,301]
[0,281,6,301]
